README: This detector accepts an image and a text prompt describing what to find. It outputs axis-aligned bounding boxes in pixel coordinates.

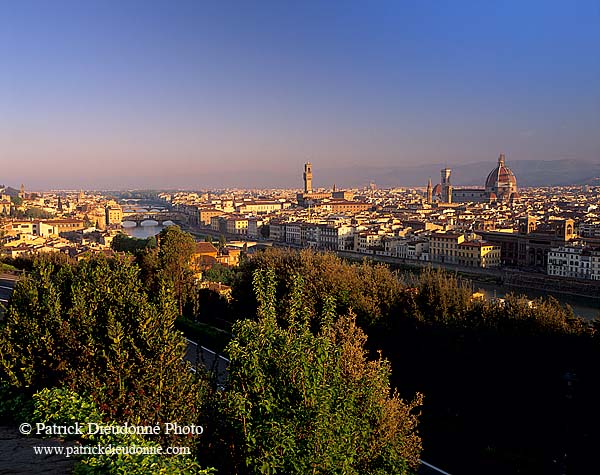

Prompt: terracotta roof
[485,154,517,189]
[195,242,218,254]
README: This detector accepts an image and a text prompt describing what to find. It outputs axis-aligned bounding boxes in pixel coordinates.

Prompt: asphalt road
[0,273,17,311]
[185,338,230,385]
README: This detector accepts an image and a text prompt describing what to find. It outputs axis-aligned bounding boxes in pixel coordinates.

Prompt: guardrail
[419,459,452,474]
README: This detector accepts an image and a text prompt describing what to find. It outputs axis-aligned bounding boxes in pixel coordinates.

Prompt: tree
[0,255,203,445]
[260,224,269,239]
[203,263,237,285]
[232,248,403,328]
[157,225,197,315]
[218,234,227,249]
[201,268,422,474]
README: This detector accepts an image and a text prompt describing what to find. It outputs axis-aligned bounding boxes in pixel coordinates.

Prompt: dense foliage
[232,248,403,328]
[5,238,598,474]
[32,387,211,475]
[111,233,157,253]
[156,226,197,315]
[200,268,422,474]
[0,255,202,446]
[10,206,55,219]
[232,247,600,475]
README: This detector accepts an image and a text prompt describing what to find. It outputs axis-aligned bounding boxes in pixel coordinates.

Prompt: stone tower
[426,177,433,204]
[303,162,313,194]
[441,168,452,203]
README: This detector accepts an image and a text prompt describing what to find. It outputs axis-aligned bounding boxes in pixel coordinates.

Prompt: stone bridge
[121,212,187,226]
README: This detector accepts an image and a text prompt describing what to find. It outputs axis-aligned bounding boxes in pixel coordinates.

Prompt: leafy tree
[230,248,600,474]
[0,255,202,445]
[260,224,269,239]
[32,387,213,474]
[232,248,403,328]
[111,232,156,253]
[202,263,237,285]
[11,206,54,219]
[202,268,422,474]
[218,234,227,249]
[157,225,196,315]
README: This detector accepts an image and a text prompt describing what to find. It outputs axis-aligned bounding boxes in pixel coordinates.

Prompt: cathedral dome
[484,154,517,203]
[485,154,517,191]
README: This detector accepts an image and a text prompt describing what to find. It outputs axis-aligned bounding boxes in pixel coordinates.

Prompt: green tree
[112,232,142,252]
[157,225,197,315]
[0,256,202,444]
[232,248,403,328]
[202,269,422,474]
[31,387,213,474]
[202,263,237,285]
[218,234,227,249]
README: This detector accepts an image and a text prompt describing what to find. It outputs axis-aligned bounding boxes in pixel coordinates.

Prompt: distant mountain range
[316,159,600,188]
[0,186,21,197]
[4,159,600,191]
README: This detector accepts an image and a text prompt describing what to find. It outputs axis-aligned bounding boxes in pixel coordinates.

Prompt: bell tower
[426,177,433,204]
[441,168,452,203]
[303,162,313,194]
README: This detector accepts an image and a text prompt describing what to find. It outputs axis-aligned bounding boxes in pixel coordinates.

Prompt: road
[0,273,17,312]
[184,338,230,385]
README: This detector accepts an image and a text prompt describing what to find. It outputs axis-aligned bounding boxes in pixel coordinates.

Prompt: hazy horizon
[2,1,599,189]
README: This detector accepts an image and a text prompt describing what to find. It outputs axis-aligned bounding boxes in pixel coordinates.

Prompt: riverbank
[337,250,600,298]
[335,251,600,318]
[171,224,600,315]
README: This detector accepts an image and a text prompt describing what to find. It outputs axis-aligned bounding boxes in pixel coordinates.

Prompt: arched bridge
[121,211,187,226]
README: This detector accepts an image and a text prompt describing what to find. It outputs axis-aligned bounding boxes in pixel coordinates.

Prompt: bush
[31,387,213,475]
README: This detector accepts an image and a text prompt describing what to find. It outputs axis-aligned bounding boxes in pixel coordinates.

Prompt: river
[121,222,165,239]
[473,282,600,320]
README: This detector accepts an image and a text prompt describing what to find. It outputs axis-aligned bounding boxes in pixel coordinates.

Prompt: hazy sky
[1,0,599,189]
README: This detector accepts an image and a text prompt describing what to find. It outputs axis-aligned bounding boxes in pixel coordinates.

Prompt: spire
[498,154,505,166]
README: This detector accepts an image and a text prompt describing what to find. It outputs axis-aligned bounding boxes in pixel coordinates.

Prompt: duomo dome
[484,154,517,201]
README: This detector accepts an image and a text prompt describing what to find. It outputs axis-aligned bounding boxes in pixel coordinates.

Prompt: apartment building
[199,208,225,226]
[284,222,302,245]
[547,246,600,280]
[269,221,285,242]
[225,216,249,236]
[236,200,283,214]
[247,218,264,239]
[429,232,466,264]
[457,241,501,268]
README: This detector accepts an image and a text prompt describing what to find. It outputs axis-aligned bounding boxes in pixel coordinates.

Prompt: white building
[547,246,600,280]
[284,222,302,245]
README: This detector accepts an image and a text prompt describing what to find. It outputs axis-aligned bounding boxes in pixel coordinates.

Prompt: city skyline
[2,0,599,189]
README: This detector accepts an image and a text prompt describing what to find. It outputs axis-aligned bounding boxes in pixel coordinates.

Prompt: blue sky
[1,0,599,189]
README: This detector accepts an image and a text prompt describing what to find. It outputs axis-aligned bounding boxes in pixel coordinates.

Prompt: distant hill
[0,186,20,197]
[317,160,600,188]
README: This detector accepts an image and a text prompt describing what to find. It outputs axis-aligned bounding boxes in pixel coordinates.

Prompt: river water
[474,282,600,320]
[122,223,165,239]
